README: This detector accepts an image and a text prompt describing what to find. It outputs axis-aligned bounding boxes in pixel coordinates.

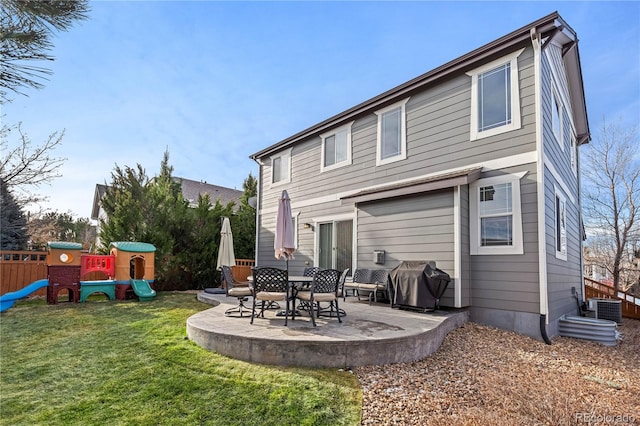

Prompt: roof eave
[565,44,591,145]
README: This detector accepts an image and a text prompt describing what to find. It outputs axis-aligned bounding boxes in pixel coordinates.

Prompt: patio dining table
[247,275,313,286]
[247,275,313,317]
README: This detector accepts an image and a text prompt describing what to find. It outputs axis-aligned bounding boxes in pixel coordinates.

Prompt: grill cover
[390,261,437,310]
[423,264,451,310]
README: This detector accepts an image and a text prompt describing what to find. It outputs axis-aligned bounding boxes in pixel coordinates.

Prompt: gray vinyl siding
[469,163,540,314]
[357,190,456,306]
[258,46,537,210]
[541,44,583,323]
[256,196,355,272]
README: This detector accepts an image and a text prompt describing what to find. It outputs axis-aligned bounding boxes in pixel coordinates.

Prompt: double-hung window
[321,122,353,172]
[375,98,408,166]
[271,149,291,186]
[470,173,525,255]
[570,133,577,176]
[555,189,567,261]
[467,49,523,141]
[552,84,564,149]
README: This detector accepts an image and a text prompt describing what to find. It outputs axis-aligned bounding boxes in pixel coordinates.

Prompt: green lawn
[0,293,361,426]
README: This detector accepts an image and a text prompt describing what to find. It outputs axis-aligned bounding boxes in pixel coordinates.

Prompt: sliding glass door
[318,220,353,272]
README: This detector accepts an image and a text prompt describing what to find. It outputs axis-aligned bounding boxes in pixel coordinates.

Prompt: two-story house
[249,12,589,340]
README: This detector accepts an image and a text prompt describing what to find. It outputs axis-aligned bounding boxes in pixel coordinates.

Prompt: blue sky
[4,1,639,219]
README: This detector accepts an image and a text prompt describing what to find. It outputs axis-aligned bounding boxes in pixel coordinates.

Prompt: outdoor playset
[0,241,156,312]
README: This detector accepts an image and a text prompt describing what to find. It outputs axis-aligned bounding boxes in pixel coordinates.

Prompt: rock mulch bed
[354,319,640,425]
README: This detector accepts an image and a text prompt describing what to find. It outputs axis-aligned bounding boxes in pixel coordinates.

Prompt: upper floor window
[467,49,524,141]
[321,122,353,172]
[271,149,291,185]
[470,172,525,255]
[375,98,408,166]
[555,189,567,261]
[552,84,564,150]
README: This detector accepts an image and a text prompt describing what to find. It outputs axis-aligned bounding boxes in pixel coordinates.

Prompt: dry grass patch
[355,319,640,425]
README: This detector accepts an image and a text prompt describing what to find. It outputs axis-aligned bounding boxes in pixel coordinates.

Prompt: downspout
[453,185,462,308]
[531,27,552,344]
[251,157,263,267]
[577,131,587,317]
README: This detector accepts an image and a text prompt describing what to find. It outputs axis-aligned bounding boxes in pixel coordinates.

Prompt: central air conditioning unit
[588,298,622,323]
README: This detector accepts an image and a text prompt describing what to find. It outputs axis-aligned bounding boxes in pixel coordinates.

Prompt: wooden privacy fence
[1,251,255,296]
[231,259,255,282]
[1,251,48,297]
[584,277,640,320]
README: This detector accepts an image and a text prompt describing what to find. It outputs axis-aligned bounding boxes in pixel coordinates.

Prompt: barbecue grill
[390,261,436,311]
[423,264,451,310]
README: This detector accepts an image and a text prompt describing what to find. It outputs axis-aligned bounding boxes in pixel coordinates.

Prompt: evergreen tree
[184,195,233,290]
[97,150,249,290]
[230,173,257,259]
[98,164,149,252]
[1,0,90,101]
[0,177,28,249]
[144,151,191,288]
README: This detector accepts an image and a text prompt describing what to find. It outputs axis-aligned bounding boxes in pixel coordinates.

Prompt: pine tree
[1,0,90,101]
[230,173,257,259]
[0,177,28,249]
[98,164,149,252]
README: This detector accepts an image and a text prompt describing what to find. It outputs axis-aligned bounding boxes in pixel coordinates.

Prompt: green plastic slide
[130,279,156,302]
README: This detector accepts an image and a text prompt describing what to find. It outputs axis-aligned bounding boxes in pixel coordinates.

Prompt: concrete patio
[187,292,468,368]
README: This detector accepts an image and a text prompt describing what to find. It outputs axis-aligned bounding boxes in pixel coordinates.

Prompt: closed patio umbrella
[204,216,234,294]
[217,217,236,270]
[274,190,295,269]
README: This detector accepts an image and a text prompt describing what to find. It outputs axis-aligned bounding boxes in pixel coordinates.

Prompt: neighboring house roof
[90,178,243,220]
[91,184,107,220]
[177,177,243,208]
[250,11,589,161]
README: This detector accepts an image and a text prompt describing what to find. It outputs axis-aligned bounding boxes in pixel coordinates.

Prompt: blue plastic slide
[0,279,49,312]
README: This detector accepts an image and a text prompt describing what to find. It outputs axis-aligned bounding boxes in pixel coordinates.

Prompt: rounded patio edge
[187,292,469,368]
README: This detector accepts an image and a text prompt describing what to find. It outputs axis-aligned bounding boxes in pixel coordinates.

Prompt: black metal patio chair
[302,266,323,277]
[250,267,290,326]
[296,268,341,326]
[343,268,372,301]
[320,267,349,318]
[221,265,253,317]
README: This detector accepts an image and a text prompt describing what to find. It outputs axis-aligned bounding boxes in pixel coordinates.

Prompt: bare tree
[0,121,66,207]
[582,118,639,291]
[1,0,89,101]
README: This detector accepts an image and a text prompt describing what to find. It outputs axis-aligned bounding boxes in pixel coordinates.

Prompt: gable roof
[177,177,243,207]
[250,11,589,161]
[91,184,107,220]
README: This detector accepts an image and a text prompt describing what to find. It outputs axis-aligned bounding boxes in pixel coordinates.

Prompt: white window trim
[470,172,526,255]
[310,213,356,272]
[467,48,524,141]
[551,83,564,151]
[292,210,300,249]
[375,98,409,166]
[554,187,567,261]
[270,148,292,187]
[320,121,354,173]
